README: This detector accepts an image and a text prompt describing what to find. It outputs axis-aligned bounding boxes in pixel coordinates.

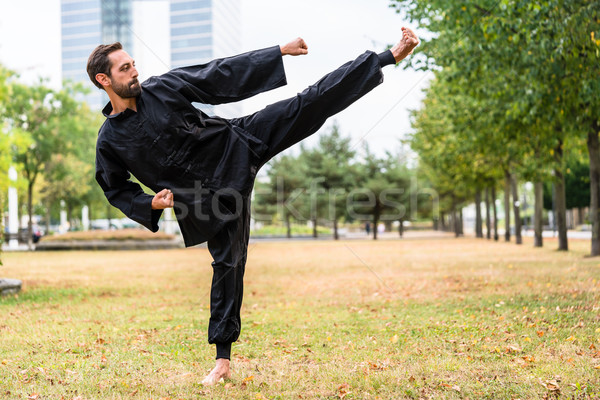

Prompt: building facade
[61,0,241,116]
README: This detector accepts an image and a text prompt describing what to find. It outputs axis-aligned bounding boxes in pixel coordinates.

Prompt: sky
[0,0,431,157]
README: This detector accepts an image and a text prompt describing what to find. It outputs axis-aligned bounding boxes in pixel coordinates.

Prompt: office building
[61,0,242,117]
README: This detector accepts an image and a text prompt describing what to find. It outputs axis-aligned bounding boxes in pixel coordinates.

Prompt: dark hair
[87,42,123,90]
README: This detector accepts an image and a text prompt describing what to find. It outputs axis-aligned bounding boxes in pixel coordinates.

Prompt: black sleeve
[156,45,287,105]
[95,141,163,232]
[378,50,396,67]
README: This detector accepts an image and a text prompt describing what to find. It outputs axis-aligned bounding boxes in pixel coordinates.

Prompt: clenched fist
[152,188,174,210]
[280,37,308,56]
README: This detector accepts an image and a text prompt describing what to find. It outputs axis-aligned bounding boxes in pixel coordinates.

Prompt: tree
[300,123,356,239]
[5,80,90,248]
[0,65,13,261]
[391,0,597,251]
[253,154,309,238]
[352,148,410,240]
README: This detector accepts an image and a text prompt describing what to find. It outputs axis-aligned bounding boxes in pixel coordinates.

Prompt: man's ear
[95,73,110,88]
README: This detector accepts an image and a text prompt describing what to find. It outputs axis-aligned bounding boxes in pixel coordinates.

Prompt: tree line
[391,0,600,254]
[253,123,436,240]
[0,66,107,250]
[0,63,434,255]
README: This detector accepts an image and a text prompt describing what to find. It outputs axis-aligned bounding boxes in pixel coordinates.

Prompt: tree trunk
[511,173,522,245]
[27,182,34,250]
[504,171,511,242]
[554,141,568,251]
[485,187,491,239]
[453,207,460,238]
[491,185,499,241]
[440,212,447,231]
[588,122,600,256]
[534,181,543,247]
[398,219,404,238]
[458,207,464,236]
[333,219,339,240]
[286,214,292,239]
[433,217,439,231]
[45,207,51,235]
[475,190,483,238]
[577,207,584,226]
[312,218,318,238]
[373,208,380,240]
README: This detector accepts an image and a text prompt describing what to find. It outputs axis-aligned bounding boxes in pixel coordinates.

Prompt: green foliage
[392,0,600,230]
[0,69,102,236]
[254,124,420,237]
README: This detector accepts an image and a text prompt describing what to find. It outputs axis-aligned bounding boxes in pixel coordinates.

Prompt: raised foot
[391,27,420,63]
[201,358,232,386]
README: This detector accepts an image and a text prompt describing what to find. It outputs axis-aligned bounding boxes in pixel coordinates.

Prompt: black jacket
[95,46,287,247]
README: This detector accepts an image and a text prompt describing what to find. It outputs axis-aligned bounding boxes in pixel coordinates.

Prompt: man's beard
[111,78,141,98]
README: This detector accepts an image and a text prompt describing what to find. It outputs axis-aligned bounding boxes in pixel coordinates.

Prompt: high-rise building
[169,0,241,117]
[61,0,133,109]
[61,0,242,116]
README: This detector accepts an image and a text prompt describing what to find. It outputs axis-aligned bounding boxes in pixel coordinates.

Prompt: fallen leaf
[28,394,39,400]
[337,383,351,399]
[541,379,560,392]
[507,345,522,353]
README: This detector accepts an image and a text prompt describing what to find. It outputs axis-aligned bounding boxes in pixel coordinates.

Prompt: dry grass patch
[0,236,599,399]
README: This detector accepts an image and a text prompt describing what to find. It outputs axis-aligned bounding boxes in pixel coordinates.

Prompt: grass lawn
[0,236,599,399]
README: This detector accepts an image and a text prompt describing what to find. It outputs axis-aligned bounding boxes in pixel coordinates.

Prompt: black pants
[206,50,386,359]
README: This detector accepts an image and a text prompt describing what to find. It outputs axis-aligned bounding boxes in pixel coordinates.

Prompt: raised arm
[155,46,288,105]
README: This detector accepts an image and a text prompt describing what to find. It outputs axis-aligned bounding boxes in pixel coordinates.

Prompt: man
[88,27,418,385]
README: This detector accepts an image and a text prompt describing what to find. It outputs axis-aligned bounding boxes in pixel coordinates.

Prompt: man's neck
[108,92,137,115]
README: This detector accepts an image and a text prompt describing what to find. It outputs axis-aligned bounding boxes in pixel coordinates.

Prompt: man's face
[107,50,141,98]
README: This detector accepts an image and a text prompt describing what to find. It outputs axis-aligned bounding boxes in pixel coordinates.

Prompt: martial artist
[88,27,418,385]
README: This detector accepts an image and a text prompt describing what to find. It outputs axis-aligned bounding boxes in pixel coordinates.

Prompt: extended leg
[230,27,419,165]
[202,195,251,385]
[230,50,385,165]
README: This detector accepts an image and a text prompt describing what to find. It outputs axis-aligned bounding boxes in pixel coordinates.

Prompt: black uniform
[95,46,396,359]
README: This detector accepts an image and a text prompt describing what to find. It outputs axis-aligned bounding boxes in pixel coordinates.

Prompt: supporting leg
[202,195,251,385]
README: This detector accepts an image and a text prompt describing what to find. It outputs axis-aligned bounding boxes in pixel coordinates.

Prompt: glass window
[61,0,100,13]
[171,49,212,62]
[171,0,211,12]
[171,23,211,37]
[62,24,101,36]
[171,36,212,49]
[62,35,101,47]
[62,11,100,24]
[171,12,210,25]
[62,49,94,60]
[62,60,88,72]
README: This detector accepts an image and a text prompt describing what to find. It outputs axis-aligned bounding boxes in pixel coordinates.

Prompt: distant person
[365,221,371,235]
[88,27,418,385]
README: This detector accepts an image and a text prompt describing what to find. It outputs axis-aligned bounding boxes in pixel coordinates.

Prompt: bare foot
[391,27,419,63]
[201,358,232,386]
